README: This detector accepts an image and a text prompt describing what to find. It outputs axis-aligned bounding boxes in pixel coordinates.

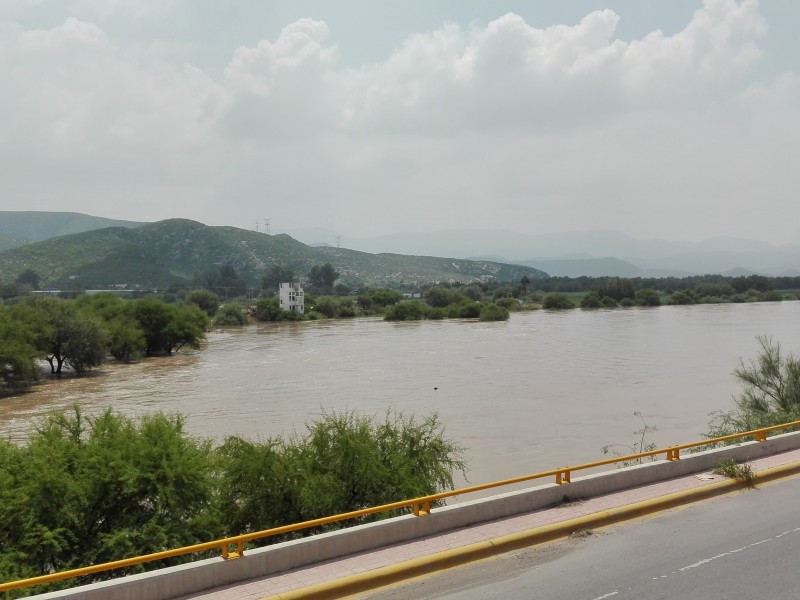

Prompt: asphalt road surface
[363,474,800,599]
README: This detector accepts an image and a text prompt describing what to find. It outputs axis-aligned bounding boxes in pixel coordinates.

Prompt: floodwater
[2,302,800,490]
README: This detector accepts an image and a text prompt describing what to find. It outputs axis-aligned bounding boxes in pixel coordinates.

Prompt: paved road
[363,474,800,599]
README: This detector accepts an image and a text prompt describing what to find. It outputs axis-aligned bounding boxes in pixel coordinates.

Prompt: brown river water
[3,302,800,491]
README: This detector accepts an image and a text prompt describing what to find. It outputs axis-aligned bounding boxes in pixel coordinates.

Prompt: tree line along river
[2,301,800,491]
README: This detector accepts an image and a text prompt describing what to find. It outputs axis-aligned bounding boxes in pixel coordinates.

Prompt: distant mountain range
[3,212,798,283]
[0,213,545,289]
[281,227,800,277]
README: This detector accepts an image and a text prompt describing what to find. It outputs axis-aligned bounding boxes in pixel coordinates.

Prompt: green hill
[0,218,547,290]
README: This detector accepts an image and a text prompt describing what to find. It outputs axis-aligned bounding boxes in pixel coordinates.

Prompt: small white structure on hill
[279,282,304,314]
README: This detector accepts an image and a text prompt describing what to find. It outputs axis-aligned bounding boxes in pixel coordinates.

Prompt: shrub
[543,293,575,309]
[212,304,248,327]
[479,304,510,321]
[580,291,603,308]
[667,291,694,305]
[706,336,800,439]
[495,297,520,311]
[385,301,426,321]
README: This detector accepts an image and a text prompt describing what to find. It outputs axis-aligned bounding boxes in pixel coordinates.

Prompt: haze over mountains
[281,228,800,278]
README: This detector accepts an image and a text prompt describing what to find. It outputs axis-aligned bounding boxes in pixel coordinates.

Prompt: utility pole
[336,235,342,248]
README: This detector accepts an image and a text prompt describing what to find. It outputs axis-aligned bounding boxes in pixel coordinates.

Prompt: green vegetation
[543,293,575,309]
[712,459,757,487]
[212,304,249,327]
[0,407,466,595]
[0,219,545,294]
[0,295,209,395]
[706,336,800,439]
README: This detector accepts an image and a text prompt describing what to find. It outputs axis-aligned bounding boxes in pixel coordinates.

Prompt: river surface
[2,302,800,490]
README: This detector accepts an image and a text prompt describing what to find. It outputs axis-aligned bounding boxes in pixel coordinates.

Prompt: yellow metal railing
[2,419,799,594]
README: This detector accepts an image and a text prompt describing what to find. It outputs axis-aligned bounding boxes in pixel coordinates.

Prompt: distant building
[279,282,304,314]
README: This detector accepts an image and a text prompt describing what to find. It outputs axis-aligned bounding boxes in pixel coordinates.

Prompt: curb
[262,460,800,600]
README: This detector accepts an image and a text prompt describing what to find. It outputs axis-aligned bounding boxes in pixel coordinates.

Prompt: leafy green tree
[307,263,340,292]
[132,298,173,355]
[0,311,40,393]
[261,265,294,292]
[132,299,208,355]
[163,305,209,354]
[185,290,221,317]
[21,298,107,374]
[425,286,458,308]
[106,317,147,362]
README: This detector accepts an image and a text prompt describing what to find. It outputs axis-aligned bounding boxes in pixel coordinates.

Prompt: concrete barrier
[32,430,800,600]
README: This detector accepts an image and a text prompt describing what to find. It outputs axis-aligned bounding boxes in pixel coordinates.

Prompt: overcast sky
[1,0,798,245]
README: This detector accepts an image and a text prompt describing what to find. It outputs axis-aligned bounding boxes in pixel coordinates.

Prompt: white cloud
[0,0,798,243]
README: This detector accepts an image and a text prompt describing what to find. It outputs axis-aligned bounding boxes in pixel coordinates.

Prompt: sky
[1,0,799,245]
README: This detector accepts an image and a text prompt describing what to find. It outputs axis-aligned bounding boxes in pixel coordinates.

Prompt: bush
[212,304,248,327]
[447,301,481,318]
[706,336,800,439]
[479,304,510,321]
[580,291,603,308]
[494,297,520,311]
[634,288,661,306]
[543,294,575,309]
[667,291,695,305]
[385,301,426,321]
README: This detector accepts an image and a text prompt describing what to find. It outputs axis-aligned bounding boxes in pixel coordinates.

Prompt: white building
[279,282,304,314]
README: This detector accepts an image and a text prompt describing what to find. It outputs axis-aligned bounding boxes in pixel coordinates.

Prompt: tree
[15,269,40,291]
[425,286,457,308]
[0,408,218,588]
[261,265,294,292]
[308,263,340,292]
[21,298,106,374]
[212,304,248,327]
[520,275,531,296]
[603,278,636,301]
[707,336,800,438]
[0,311,40,393]
[185,290,220,317]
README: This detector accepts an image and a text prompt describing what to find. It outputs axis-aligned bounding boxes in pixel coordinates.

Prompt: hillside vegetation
[0,218,546,290]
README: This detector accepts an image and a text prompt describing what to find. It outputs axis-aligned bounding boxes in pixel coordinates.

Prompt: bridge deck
[176,447,800,600]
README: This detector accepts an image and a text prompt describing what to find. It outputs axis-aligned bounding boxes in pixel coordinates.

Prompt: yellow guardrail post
[221,541,244,560]
[754,430,767,442]
[555,469,571,485]
[665,447,680,461]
